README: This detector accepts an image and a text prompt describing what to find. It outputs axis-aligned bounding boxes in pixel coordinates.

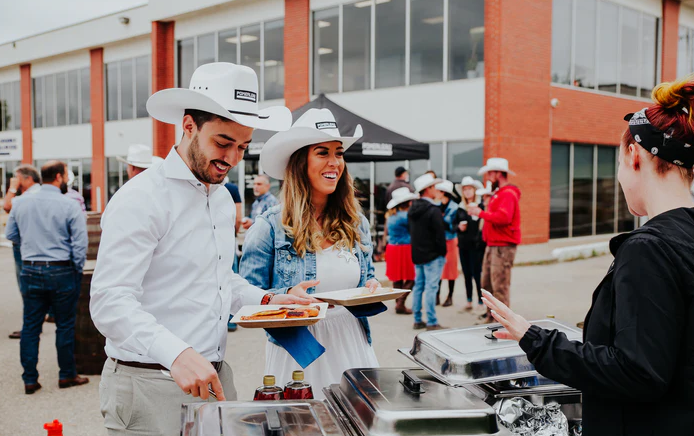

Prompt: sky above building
[0,0,147,44]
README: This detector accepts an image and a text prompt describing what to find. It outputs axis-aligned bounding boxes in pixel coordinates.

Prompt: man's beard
[491,180,500,191]
[59,182,68,194]
[187,135,229,185]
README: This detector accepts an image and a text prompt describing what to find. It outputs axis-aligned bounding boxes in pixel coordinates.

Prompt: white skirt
[265,306,379,400]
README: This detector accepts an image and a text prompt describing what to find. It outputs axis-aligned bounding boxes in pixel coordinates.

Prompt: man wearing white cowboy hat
[90,62,310,435]
[407,174,448,330]
[116,144,163,180]
[467,157,521,323]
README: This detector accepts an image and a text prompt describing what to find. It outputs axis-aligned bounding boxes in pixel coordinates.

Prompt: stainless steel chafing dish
[180,320,583,436]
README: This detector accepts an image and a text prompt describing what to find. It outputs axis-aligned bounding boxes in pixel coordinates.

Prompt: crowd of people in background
[383,157,522,329]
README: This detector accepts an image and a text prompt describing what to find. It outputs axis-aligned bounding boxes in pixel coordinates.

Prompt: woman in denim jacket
[240,108,380,398]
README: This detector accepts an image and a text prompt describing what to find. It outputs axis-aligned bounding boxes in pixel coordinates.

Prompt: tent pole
[369,161,375,229]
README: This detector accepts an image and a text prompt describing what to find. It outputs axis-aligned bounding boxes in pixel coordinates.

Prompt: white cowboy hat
[478,157,516,176]
[476,181,493,196]
[117,144,157,169]
[260,108,363,180]
[435,180,455,195]
[146,62,291,131]
[386,187,419,210]
[67,170,76,188]
[460,176,484,190]
[413,173,443,193]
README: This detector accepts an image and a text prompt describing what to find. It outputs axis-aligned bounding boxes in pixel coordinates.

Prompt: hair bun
[651,75,694,115]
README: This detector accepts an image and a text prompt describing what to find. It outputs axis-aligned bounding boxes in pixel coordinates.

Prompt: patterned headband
[624,108,694,168]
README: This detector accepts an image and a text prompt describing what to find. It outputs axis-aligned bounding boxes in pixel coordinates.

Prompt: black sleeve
[430,207,447,255]
[519,237,684,401]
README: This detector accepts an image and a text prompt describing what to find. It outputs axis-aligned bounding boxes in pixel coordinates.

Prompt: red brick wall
[662,0,681,82]
[485,0,552,244]
[19,64,32,164]
[550,87,646,146]
[152,21,175,158]
[284,0,310,111]
[90,48,106,212]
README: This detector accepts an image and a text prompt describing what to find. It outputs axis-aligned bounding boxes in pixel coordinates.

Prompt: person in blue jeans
[407,174,448,330]
[4,161,89,394]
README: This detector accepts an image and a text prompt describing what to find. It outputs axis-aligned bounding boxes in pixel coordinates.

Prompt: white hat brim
[416,178,443,193]
[146,88,292,131]
[478,165,516,176]
[116,156,153,169]
[386,193,419,210]
[260,125,363,180]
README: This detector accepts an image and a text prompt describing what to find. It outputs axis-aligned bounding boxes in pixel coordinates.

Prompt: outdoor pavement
[0,245,612,436]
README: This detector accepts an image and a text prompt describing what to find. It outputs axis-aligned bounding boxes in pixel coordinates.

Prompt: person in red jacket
[467,158,521,323]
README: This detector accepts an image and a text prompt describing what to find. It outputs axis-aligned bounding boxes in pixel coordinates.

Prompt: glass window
[448,0,484,80]
[597,2,619,93]
[197,33,216,67]
[678,27,690,78]
[107,156,128,201]
[375,0,406,88]
[135,56,150,119]
[572,145,594,237]
[343,2,371,92]
[410,0,443,85]
[447,141,483,184]
[106,62,119,121]
[44,75,55,127]
[13,81,21,130]
[81,67,91,124]
[617,185,634,232]
[349,162,371,214]
[0,85,5,131]
[82,158,92,211]
[68,70,79,125]
[34,77,43,128]
[219,29,238,63]
[428,142,444,178]
[640,15,658,99]
[551,0,572,85]
[177,38,195,88]
[313,8,339,94]
[264,19,285,100]
[3,83,13,130]
[409,159,429,180]
[550,143,570,239]
[240,24,261,85]
[619,7,639,96]
[120,60,134,120]
[574,0,596,89]
[596,146,616,234]
[56,73,67,126]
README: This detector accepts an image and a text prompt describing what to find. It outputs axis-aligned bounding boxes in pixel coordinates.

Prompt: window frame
[32,68,91,129]
[105,56,152,122]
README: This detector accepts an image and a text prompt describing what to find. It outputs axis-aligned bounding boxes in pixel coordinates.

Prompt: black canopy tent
[245,94,429,162]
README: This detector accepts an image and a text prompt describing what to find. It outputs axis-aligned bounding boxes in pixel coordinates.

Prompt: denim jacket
[442,200,459,240]
[240,205,377,344]
[387,211,411,245]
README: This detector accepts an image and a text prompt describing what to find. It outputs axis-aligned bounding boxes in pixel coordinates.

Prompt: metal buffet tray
[401,320,582,387]
[323,368,511,436]
[181,400,346,436]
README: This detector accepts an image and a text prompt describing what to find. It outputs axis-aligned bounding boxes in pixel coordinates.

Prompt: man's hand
[241,217,252,230]
[467,204,482,217]
[365,278,381,293]
[170,348,225,401]
[481,290,531,342]
[8,177,19,193]
[458,222,468,232]
[283,280,320,303]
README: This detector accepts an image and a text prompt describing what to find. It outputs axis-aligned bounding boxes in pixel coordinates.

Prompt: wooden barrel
[86,212,102,261]
[74,264,107,375]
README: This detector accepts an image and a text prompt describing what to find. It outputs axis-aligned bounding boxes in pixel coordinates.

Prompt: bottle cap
[292,370,304,381]
[546,315,555,319]
[263,375,276,386]
[44,420,63,436]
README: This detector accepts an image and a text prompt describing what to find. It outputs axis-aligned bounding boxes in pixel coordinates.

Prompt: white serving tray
[315,287,411,307]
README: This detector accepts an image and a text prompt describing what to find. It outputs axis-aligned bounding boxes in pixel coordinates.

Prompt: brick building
[0,0,691,243]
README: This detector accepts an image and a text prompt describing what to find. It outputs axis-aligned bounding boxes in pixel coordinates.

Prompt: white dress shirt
[90,147,267,369]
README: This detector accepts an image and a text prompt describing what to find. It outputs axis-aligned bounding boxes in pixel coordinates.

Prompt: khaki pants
[481,245,517,321]
[99,358,237,436]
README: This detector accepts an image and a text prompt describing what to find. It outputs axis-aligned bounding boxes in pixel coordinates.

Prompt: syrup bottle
[253,375,284,401]
[283,370,314,400]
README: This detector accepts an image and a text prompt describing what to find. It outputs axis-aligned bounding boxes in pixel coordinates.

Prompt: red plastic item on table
[44,420,63,436]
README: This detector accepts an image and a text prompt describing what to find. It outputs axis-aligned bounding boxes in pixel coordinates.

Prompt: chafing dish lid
[181,400,345,436]
[407,320,582,386]
[330,368,505,435]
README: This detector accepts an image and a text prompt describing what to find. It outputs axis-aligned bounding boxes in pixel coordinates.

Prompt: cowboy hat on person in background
[116,144,164,179]
[90,62,310,436]
[386,186,419,211]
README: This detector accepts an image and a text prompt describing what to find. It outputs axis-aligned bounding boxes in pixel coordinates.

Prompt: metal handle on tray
[400,370,425,395]
[263,409,284,436]
[485,325,502,341]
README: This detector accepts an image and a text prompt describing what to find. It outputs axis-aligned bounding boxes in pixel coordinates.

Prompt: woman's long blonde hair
[281,146,364,257]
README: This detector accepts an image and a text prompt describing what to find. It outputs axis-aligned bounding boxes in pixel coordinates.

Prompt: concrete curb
[551,241,610,262]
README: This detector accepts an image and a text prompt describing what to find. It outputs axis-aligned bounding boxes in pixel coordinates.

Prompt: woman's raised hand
[481,289,531,342]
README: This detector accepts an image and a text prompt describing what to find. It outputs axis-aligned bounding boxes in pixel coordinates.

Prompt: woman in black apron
[483,77,694,435]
